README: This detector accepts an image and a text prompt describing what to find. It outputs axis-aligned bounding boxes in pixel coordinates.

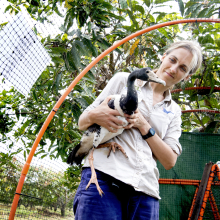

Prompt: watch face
[149,128,155,136]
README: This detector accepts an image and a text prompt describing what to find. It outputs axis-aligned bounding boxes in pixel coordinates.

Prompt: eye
[169,58,175,63]
[180,66,187,72]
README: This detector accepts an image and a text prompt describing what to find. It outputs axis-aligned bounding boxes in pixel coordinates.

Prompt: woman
[73,40,203,220]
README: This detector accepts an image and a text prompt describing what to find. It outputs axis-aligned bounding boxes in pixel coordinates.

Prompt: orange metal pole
[159,178,200,185]
[208,190,220,220]
[9,18,220,220]
[182,109,220,114]
[188,186,199,220]
[171,86,220,93]
[198,164,217,220]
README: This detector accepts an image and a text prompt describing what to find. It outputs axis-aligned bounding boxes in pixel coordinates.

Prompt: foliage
[0,152,80,216]
[1,0,220,193]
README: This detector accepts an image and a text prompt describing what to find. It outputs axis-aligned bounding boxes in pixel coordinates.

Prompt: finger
[108,116,124,126]
[124,124,133,129]
[109,109,121,117]
[134,109,139,113]
[112,145,116,153]
[126,117,136,124]
[124,114,134,118]
[107,127,118,133]
[103,95,114,104]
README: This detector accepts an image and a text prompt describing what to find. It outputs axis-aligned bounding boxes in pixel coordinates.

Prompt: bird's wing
[93,116,128,147]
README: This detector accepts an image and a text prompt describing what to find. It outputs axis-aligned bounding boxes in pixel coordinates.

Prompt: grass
[0,203,74,219]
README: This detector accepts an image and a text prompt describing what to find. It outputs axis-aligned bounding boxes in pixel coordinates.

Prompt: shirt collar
[135,79,172,102]
[163,89,172,102]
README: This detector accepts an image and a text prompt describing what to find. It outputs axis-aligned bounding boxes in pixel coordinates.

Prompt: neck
[119,74,138,115]
[127,73,137,96]
[150,82,168,95]
[150,82,167,106]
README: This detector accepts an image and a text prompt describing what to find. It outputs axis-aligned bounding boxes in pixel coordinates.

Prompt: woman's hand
[124,109,150,134]
[86,96,125,133]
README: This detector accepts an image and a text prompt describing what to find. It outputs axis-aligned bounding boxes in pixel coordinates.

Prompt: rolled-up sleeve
[163,105,182,156]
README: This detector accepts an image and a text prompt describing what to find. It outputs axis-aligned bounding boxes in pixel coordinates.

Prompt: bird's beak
[147,70,166,86]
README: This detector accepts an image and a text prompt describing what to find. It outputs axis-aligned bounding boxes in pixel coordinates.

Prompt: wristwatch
[142,128,155,140]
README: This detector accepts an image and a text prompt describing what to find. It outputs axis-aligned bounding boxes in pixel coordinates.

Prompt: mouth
[166,71,174,79]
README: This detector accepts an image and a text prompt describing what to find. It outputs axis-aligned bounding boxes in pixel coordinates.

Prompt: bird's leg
[97,142,128,159]
[86,147,104,196]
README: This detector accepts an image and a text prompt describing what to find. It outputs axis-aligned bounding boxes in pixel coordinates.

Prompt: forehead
[168,48,193,67]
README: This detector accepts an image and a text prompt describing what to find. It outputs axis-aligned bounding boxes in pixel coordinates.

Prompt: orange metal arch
[9,18,220,219]
[182,109,220,114]
[171,86,220,94]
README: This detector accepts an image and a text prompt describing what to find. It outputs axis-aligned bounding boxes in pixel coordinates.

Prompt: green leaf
[134,5,145,15]
[40,154,48,159]
[50,47,68,54]
[70,44,81,71]
[33,25,37,35]
[176,0,184,16]
[24,150,26,161]
[51,57,64,63]
[33,90,38,103]
[82,38,98,57]
[71,103,82,122]
[197,7,208,18]
[76,97,90,109]
[55,72,62,93]
[73,40,87,56]
[156,12,167,23]
[143,0,151,7]
[82,95,94,106]
[191,4,203,18]
[119,0,128,9]
[198,34,214,44]
[154,0,170,4]
[204,121,219,133]
[54,6,64,17]
[4,5,12,13]
[184,3,199,16]
[66,51,77,71]
[157,27,170,39]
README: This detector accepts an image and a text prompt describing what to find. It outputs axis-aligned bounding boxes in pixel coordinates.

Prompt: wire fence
[0,1,75,219]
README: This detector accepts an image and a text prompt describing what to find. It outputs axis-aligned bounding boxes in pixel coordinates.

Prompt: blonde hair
[165,40,203,75]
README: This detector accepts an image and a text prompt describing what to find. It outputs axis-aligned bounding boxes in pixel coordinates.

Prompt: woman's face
[157,48,193,87]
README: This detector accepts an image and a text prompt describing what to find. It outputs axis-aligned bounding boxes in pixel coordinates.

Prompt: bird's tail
[67,143,84,165]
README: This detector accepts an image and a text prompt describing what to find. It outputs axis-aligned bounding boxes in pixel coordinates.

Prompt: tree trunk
[54,203,57,212]
[61,203,66,217]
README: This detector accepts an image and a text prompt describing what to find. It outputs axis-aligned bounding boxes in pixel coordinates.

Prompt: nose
[170,64,178,74]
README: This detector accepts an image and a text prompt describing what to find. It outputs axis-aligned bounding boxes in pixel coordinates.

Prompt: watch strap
[142,128,155,140]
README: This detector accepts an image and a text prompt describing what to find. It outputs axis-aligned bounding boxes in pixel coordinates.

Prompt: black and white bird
[67,68,166,195]
[67,67,166,165]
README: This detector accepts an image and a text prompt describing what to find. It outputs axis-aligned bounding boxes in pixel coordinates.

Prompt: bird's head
[137,68,166,86]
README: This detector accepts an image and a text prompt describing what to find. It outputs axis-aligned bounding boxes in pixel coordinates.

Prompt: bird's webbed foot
[86,148,104,196]
[97,142,128,159]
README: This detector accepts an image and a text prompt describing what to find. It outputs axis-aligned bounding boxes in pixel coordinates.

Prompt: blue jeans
[73,168,159,220]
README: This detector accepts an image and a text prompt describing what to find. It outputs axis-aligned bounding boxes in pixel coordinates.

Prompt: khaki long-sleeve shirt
[83,72,182,199]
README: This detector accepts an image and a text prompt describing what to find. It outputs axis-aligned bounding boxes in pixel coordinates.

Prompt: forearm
[78,96,124,132]
[78,110,94,131]
[138,121,177,170]
[144,133,177,170]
